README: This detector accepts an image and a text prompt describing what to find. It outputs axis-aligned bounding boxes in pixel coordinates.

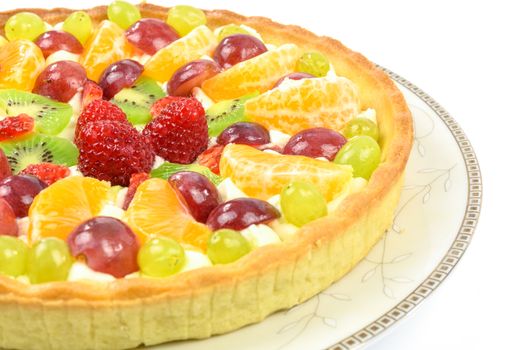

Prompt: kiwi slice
[205,92,259,137]
[0,134,79,173]
[112,77,166,125]
[151,162,222,185]
[0,89,73,135]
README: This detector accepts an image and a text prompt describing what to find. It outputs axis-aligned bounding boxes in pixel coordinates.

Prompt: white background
[1,0,522,349]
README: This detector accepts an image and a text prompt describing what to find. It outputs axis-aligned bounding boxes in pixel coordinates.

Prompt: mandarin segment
[202,44,301,101]
[244,76,361,134]
[219,144,353,201]
[0,40,45,91]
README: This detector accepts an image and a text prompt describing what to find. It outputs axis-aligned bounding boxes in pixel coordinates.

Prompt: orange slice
[143,25,217,82]
[0,40,45,91]
[80,20,133,81]
[220,144,353,201]
[201,44,301,101]
[244,76,360,134]
[0,35,7,47]
[123,178,212,251]
[28,176,111,243]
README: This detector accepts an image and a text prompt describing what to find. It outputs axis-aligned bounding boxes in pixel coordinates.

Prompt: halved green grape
[296,52,330,77]
[107,0,141,29]
[167,5,206,37]
[0,236,28,277]
[138,237,186,277]
[63,11,93,44]
[207,229,250,264]
[344,117,379,141]
[281,181,327,227]
[4,12,46,41]
[217,24,250,42]
[27,238,73,284]
[334,135,381,180]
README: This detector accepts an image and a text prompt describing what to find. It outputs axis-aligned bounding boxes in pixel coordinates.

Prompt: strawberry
[149,96,179,118]
[0,114,35,141]
[81,80,104,110]
[75,99,128,146]
[197,145,224,175]
[20,163,71,186]
[122,172,150,210]
[0,149,12,181]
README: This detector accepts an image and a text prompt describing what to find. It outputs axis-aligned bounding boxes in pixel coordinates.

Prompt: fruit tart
[0,2,412,349]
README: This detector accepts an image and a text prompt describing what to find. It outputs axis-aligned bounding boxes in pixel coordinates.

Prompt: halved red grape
[0,175,47,218]
[274,72,315,88]
[34,30,83,58]
[0,198,18,236]
[0,149,12,181]
[283,127,346,161]
[167,59,221,96]
[33,61,87,102]
[98,59,144,99]
[125,18,180,55]
[206,198,280,231]
[213,34,267,69]
[67,216,139,278]
[168,171,219,223]
[217,122,270,146]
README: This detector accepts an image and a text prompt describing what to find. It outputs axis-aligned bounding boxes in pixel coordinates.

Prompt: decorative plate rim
[328,67,483,350]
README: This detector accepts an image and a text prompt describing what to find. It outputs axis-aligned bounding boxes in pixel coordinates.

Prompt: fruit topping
[63,11,93,44]
[34,30,84,58]
[125,18,180,55]
[28,237,72,284]
[0,236,27,276]
[151,162,222,185]
[143,97,208,164]
[205,92,258,137]
[0,149,12,181]
[98,59,144,100]
[75,99,128,145]
[214,34,268,69]
[296,52,331,77]
[68,216,139,278]
[168,171,220,223]
[196,145,224,175]
[0,114,35,141]
[206,198,280,231]
[167,59,221,97]
[107,0,142,29]
[77,120,154,186]
[274,72,315,88]
[33,61,88,103]
[150,96,179,118]
[81,80,104,109]
[0,40,45,91]
[281,181,328,227]
[217,122,270,146]
[138,236,186,277]
[20,163,71,186]
[0,175,47,218]
[0,35,7,47]
[166,5,207,37]
[206,229,251,264]
[334,135,381,180]
[343,117,379,141]
[122,172,149,210]
[0,198,18,237]
[283,127,346,161]
[4,12,46,41]
[217,24,250,42]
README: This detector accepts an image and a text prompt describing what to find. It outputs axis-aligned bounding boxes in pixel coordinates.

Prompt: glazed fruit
[0,175,47,218]
[196,145,224,175]
[27,237,73,284]
[217,122,270,146]
[33,61,88,103]
[4,12,46,41]
[75,100,129,144]
[166,5,206,37]
[0,150,12,181]
[98,59,144,99]
[122,172,150,210]
[334,135,381,180]
[217,24,250,42]
[283,127,346,160]
[281,181,327,227]
[0,199,18,237]
[0,40,45,91]
[63,11,93,44]
[125,18,180,55]
[167,59,221,97]
[0,236,27,276]
[343,117,379,141]
[107,0,141,29]
[150,96,179,118]
[206,198,280,231]
[274,72,315,87]
[296,52,330,77]
[150,162,222,185]
[214,34,268,69]
[19,163,71,186]
[205,92,258,137]
[168,171,220,223]
[0,114,35,141]
[81,80,104,108]
[138,236,186,277]
[68,217,139,278]
[207,229,251,264]
[34,30,83,58]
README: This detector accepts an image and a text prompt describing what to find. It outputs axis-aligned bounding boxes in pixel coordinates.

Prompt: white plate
[152,69,482,350]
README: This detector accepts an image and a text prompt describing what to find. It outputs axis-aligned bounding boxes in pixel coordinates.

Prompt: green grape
[281,181,327,227]
[296,52,330,77]
[167,5,207,37]
[334,135,381,180]
[344,117,379,141]
[107,0,141,29]
[63,11,93,44]
[27,238,73,284]
[0,236,28,277]
[138,237,186,277]
[207,229,250,264]
[4,12,46,41]
[217,24,250,42]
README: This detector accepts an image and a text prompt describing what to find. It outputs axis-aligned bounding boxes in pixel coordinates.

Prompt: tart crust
[0,4,413,350]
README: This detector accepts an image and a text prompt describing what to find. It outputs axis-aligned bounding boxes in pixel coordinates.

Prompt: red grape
[33,61,87,102]
[0,149,12,181]
[98,59,144,100]
[274,72,315,88]
[0,198,18,237]
[34,30,83,58]
[125,18,180,55]
[217,122,270,146]
[213,34,267,69]
[167,59,221,96]
[0,175,47,218]
[168,171,219,223]
[206,198,280,231]
[67,216,139,278]
[283,127,346,161]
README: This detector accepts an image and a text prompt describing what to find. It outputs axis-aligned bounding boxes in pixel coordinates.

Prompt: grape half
[207,229,251,264]
[167,59,221,97]
[217,122,270,146]
[0,236,28,277]
[98,59,144,99]
[0,175,47,218]
[33,61,88,103]
[206,198,280,231]
[283,127,346,160]
[28,238,73,284]
[281,181,327,227]
[107,0,142,29]
[125,18,180,55]
[343,117,379,141]
[296,52,330,77]
[138,237,186,277]
[334,135,381,179]
[213,34,267,69]
[4,12,46,41]
[217,24,250,42]
[167,5,206,37]
[63,11,93,44]
[35,31,84,58]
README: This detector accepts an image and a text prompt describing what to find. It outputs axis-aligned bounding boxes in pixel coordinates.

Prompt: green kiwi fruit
[205,92,259,137]
[0,89,73,135]
[0,134,79,173]
[112,77,166,125]
[150,162,222,185]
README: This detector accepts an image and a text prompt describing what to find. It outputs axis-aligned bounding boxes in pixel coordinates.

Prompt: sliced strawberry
[122,172,150,210]
[20,163,71,186]
[197,145,224,175]
[81,80,104,110]
[0,114,35,141]
[0,198,18,236]
[149,96,179,118]
[0,149,12,181]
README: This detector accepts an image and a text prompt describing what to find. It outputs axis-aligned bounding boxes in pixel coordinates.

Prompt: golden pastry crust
[0,4,413,350]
